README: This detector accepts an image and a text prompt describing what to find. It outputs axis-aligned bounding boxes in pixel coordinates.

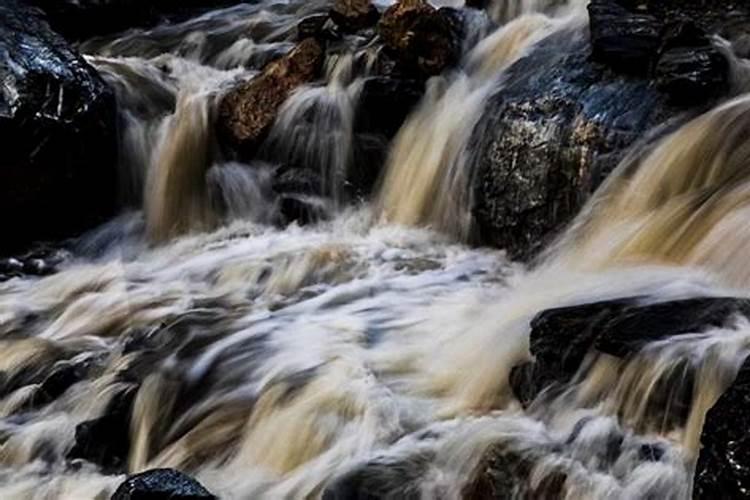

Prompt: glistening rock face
[0,0,117,254]
[111,469,216,500]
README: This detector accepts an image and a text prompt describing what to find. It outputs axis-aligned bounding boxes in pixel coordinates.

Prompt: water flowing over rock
[111,469,216,500]
[4,1,750,499]
[218,38,324,155]
[0,0,117,254]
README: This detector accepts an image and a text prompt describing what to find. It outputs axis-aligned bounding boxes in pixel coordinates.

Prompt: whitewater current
[2,0,750,499]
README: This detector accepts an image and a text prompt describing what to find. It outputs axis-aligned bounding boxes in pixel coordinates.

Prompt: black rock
[111,468,216,500]
[0,0,117,254]
[471,28,685,261]
[694,360,750,499]
[68,388,136,472]
[588,0,662,74]
[356,77,425,139]
[655,38,729,104]
[323,454,432,500]
[510,297,750,408]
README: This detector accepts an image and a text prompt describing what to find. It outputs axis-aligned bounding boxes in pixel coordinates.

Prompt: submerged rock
[510,297,750,407]
[111,469,216,500]
[0,0,117,254]
[695,359,750,499]
[377,0,461,77]
[218,38,324,156]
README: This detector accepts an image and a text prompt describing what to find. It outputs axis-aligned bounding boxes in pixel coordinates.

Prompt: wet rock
[0,245,70,282]
[68,388,136,472]
[218,38,324,156]
[330,0,379,34]
[323,453,433,500]
[694,359,750,499]
[356,77,425,139]
[298,14,340,42]
[377,0,460,77]
[0,0,117,255]
[510,297,750,408]
[655,23,729,104]
[471,28,688,260]
[588,0,662,74]
[463,443,568,499]
[111,468,216,500]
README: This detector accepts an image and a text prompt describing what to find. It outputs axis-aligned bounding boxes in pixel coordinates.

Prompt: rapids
[1,0,750,499]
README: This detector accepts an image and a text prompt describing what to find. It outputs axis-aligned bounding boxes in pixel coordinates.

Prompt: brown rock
[330,0,379,33]
[377,0,460,76]
[218,38,324,153]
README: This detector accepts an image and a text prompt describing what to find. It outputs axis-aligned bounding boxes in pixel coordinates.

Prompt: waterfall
[2,0,750,499]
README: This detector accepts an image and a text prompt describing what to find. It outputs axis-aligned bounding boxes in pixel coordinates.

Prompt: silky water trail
[1,1,750,499]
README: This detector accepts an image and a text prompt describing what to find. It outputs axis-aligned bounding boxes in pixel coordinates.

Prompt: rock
[655,23,729,104]
[330,0,379,33]
[377,0,460,77]
[588,0,662,74]
[0,0,117,255]
[356,76,425,139]
[218,38,324,155]
[111,468,216,500]
[471,28,688,260]
[694,359,750,499]
[297,14,340,42]
[323,454,433,500]
[68,388,136,472]
[510,297,750,408]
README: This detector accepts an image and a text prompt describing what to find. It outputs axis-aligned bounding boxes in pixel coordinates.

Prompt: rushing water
[2,1,750,499]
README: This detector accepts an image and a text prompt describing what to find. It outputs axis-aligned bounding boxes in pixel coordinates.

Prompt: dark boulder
[510,297,750,408]
[330,0,379,34]
[377,0,461,77]
[471,28,685,261]
[68,388,136,472]
[694,359,750,499]
[111,468,216,500]
[218,38,324,156]
[655,23,729,104]
[588,0,662,74]
[0,0,117,255]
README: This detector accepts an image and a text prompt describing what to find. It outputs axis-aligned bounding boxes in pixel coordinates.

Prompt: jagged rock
[588,0,662,74]
[510,297,750,408]
[111,469,216,500]
[655,23,729,104]
[0,0,117,255]
[330,0,379,33]
[218,38,324,155]
[694,359,750,499]
[377,0,460,77]
[68,388,136,472]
